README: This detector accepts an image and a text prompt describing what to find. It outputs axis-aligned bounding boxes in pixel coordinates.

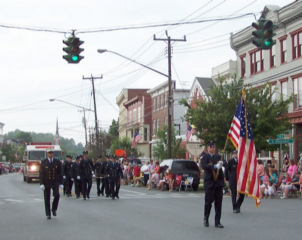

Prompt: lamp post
[49,99,94,147]
[97,49,173,158]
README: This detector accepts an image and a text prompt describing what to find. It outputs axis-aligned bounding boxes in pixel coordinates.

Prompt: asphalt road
[1,173,301,240]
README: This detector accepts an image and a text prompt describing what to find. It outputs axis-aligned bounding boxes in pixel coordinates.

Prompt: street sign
[277,134,285,139]
[267,139,293,144]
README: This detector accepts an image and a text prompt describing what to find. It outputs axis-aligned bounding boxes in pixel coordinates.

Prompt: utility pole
[82,74,103,155]
[154,31,186,158]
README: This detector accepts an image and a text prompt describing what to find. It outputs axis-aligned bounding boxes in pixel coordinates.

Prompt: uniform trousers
[65,178,73,195]
[204,186,223,224]
[81,178,92,198]
[43,185,60,216]
[74,179,81,197]
[110,177,120,197]
[96,178,102,195]
[230,181,244,210]
[101,178,110,196]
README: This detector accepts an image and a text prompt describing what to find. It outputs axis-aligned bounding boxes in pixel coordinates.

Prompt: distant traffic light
[252,18,276,50]
[63,36,84,63]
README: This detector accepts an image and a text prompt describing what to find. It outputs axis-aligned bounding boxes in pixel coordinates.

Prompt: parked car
[160,159,200,191]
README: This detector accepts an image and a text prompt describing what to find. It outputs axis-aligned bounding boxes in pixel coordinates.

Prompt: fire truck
[22,142,62,183]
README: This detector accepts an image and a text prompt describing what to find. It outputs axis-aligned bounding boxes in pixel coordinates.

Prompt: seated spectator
[268,167,277,194]
[257,160,265,180]
[167,170,174,192]
[264,181,275,198]
[141,162,150,186]
[282,158,290,173]
[147,161,160,190]
[263,169,269,186]
[157,172,169,191]
[259,179,266,199]
[126,164,133,185]
[281,171,300,199]
[288,159,298,179]
[282,172,291,186]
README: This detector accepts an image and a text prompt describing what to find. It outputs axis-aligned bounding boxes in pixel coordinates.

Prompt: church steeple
[54,118,60,145]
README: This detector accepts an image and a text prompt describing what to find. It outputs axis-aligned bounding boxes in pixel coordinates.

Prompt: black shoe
[52,210,57,216]
[101,193,104,196]
[116,195,119,199]
[47,215,51,219]
[76,195,80,199]
[97,193,100,197]
[215,223,224,228]
[233,209,240,213]
[106,195,109,198]
[204,219,209,227]
[87,195,90,199]
[83,197,86,200]
[112,196,115,200]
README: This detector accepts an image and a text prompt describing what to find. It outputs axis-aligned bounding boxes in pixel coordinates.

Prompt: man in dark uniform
[225,150,244,213]
[39,149,63,219]
[63,155,73,197]
[101,154,110,197]
[94,155,103,196]
[77,151,93,200]
[201,140,225,228]
[108,155,123,200]
[72,155,81,198]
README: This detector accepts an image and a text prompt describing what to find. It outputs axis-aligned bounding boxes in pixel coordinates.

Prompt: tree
[108,119,119,140]
[152,125,186,161]
[180,78,293,153]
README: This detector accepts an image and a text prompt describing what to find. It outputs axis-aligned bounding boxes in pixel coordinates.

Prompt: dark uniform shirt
[39,158,63,187]
[78,159,92,179]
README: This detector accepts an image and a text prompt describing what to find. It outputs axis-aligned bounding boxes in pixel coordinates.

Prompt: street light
[49,98,94,147]
[97,49,173,158]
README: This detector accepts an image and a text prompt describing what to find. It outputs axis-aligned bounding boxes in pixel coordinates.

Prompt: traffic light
[252,18,276,50]
[63,36,84,63]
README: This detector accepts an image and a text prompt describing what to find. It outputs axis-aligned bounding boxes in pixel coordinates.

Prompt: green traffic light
[72,55,79,61]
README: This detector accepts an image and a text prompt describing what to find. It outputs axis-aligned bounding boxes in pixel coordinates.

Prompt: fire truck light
[30,165,37,171]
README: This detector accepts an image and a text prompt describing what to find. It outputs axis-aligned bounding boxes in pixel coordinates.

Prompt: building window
[280,36,287,64]
[156,119,160,132]
[292,29,302,59]
[293,76,302,109]
[153,120,156,136]
[129,110,132,125]
[250,50,263,75]
[239,54,246,78]
[144,128,147,141]
[161,94,164,108]
[270,45,276,68]
[165,92,168,106]
[280,79,288,100]
[163,94,165,108]
[138,107,141,123]
[164,116,168,126]
[270,83,276,102]
[153,98,155,111]
[157,97,160,110]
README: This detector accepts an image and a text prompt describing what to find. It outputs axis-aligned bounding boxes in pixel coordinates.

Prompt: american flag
[228,93,261,207]
[131,131,142,148]
[186,124,195,141]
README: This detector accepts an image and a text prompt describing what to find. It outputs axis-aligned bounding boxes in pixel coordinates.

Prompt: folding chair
[173,175,182,192]
[184,177,194,192]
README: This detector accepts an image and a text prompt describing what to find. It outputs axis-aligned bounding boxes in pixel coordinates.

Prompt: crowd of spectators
[257,153,302,199]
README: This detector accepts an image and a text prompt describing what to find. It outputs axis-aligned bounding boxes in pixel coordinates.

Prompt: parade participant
[108,155,123,200]
[63,155,73,197]
[201,140,225,228]
[225,150,245,213]
[39,149,63,219]
[71,155,81,198]
[100,154,111,197]
[77,151,93,200]
[94,155,103,196]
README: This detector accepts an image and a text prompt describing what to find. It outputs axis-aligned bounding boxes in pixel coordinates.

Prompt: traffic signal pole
[154,31,186,158]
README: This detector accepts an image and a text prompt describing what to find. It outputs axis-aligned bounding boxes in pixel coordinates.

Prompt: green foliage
[108,119,119,140]
[152,125,186,161]
[181,78,293,153]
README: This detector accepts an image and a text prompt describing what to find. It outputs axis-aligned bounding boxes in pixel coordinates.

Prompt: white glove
[107,175,110,178]
[40,184,45,191]
[63,176,66,179]
[71,178,74,181]
[93,174,95,177]
[214,162,222,170]
[92,171,94,174]
[77,176,80,180]
[59,184,64,189]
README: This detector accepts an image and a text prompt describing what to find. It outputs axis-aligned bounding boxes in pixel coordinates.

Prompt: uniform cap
[206,140,216,147]
[76,155,80,160]
[46,149,54,153]
[83,151,88,155]
[66,154,72,158]
[232,150,238,154]
[97,155,102,158]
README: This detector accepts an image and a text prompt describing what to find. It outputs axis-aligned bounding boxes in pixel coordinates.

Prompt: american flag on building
[131,131,142,148]
[228,93,261,206]
[186,124,195,141]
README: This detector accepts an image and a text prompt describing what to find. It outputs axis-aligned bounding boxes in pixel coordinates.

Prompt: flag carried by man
[186,124,195,141]
[131,131,142,148]
[228,91,261,207]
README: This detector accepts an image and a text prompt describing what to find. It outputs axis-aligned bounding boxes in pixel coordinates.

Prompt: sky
[0,0,295,145]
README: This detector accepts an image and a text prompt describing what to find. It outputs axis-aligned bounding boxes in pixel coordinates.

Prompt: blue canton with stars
[239,99,254,140]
